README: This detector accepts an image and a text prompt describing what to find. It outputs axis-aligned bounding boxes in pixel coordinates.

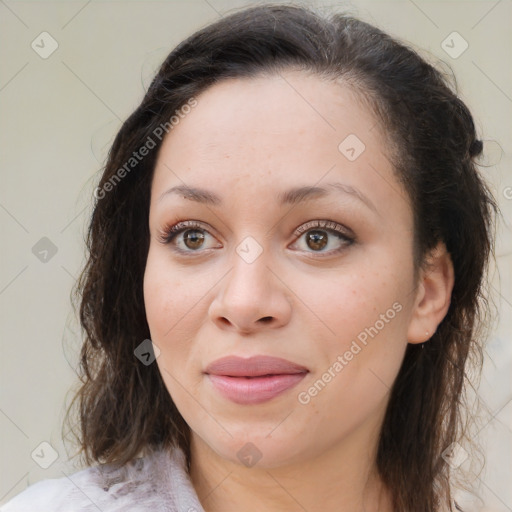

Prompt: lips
[204,355,309,377]
[204,355,309,405]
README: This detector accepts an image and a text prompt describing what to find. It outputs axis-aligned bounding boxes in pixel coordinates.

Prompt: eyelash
[157,219,355,257]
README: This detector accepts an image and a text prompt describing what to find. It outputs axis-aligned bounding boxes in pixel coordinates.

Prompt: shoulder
[0,448,183,512]
[1,475,74,512]
[0,465,100,512]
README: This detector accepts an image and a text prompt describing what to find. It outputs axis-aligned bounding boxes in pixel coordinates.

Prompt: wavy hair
[64,4,498,511]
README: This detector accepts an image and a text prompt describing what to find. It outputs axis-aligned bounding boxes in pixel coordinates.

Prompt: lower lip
[207,373,307,405]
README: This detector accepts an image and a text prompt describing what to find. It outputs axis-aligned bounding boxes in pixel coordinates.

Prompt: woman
[2,3,498,511]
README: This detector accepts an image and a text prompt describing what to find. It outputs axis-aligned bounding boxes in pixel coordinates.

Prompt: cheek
[143,254,200,403]
[143,251,194,349]
[291,260,410,400]
[144,260,176,335]
[291,273,407,433]
[143,249,213,378]
[293,264,403,342]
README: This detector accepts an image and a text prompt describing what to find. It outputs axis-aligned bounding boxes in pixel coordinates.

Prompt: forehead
[151,71,408,213]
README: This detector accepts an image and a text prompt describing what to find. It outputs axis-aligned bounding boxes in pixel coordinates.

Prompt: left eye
[290,220,355,255]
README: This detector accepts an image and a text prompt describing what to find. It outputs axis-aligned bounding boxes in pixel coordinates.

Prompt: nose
[208,250,292,335]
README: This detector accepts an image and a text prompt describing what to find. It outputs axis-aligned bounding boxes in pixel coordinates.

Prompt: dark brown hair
[65,4,498,511]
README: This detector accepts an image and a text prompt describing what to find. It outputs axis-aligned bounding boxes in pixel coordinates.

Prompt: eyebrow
[158,182,378,215]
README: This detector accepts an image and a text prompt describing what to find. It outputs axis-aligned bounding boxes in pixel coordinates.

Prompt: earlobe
[407,242,455,344]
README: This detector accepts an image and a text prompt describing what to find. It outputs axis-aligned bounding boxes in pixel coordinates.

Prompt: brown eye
[183,229,205,250]
[290,220,355,257]
[159,221,222,254]
[306,230,328,251]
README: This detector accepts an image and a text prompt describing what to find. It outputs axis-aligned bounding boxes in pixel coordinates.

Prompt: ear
[407,241,455,344]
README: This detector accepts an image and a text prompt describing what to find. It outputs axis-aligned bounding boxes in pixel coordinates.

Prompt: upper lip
[204,355,309,377]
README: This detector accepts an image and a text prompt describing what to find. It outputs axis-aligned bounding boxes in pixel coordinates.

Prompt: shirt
[0,446,205,512]
[1,447,472,512]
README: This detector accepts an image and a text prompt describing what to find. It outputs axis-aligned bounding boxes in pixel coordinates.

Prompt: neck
[189,425,393,512]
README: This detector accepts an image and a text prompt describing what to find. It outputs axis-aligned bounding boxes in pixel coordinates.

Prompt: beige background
[1,0,510,510]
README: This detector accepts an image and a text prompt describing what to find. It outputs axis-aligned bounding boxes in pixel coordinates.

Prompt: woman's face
[144,71,425,468]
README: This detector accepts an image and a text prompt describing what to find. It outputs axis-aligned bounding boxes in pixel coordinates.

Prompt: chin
[191,423,317,470]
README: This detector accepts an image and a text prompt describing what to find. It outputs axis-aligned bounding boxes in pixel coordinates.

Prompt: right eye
[158,220,223,254]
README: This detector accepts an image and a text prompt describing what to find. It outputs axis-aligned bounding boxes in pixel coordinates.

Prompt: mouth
[204,355,309,405]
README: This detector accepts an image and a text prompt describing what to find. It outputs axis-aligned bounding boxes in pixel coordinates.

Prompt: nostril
[259,316,273,323]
